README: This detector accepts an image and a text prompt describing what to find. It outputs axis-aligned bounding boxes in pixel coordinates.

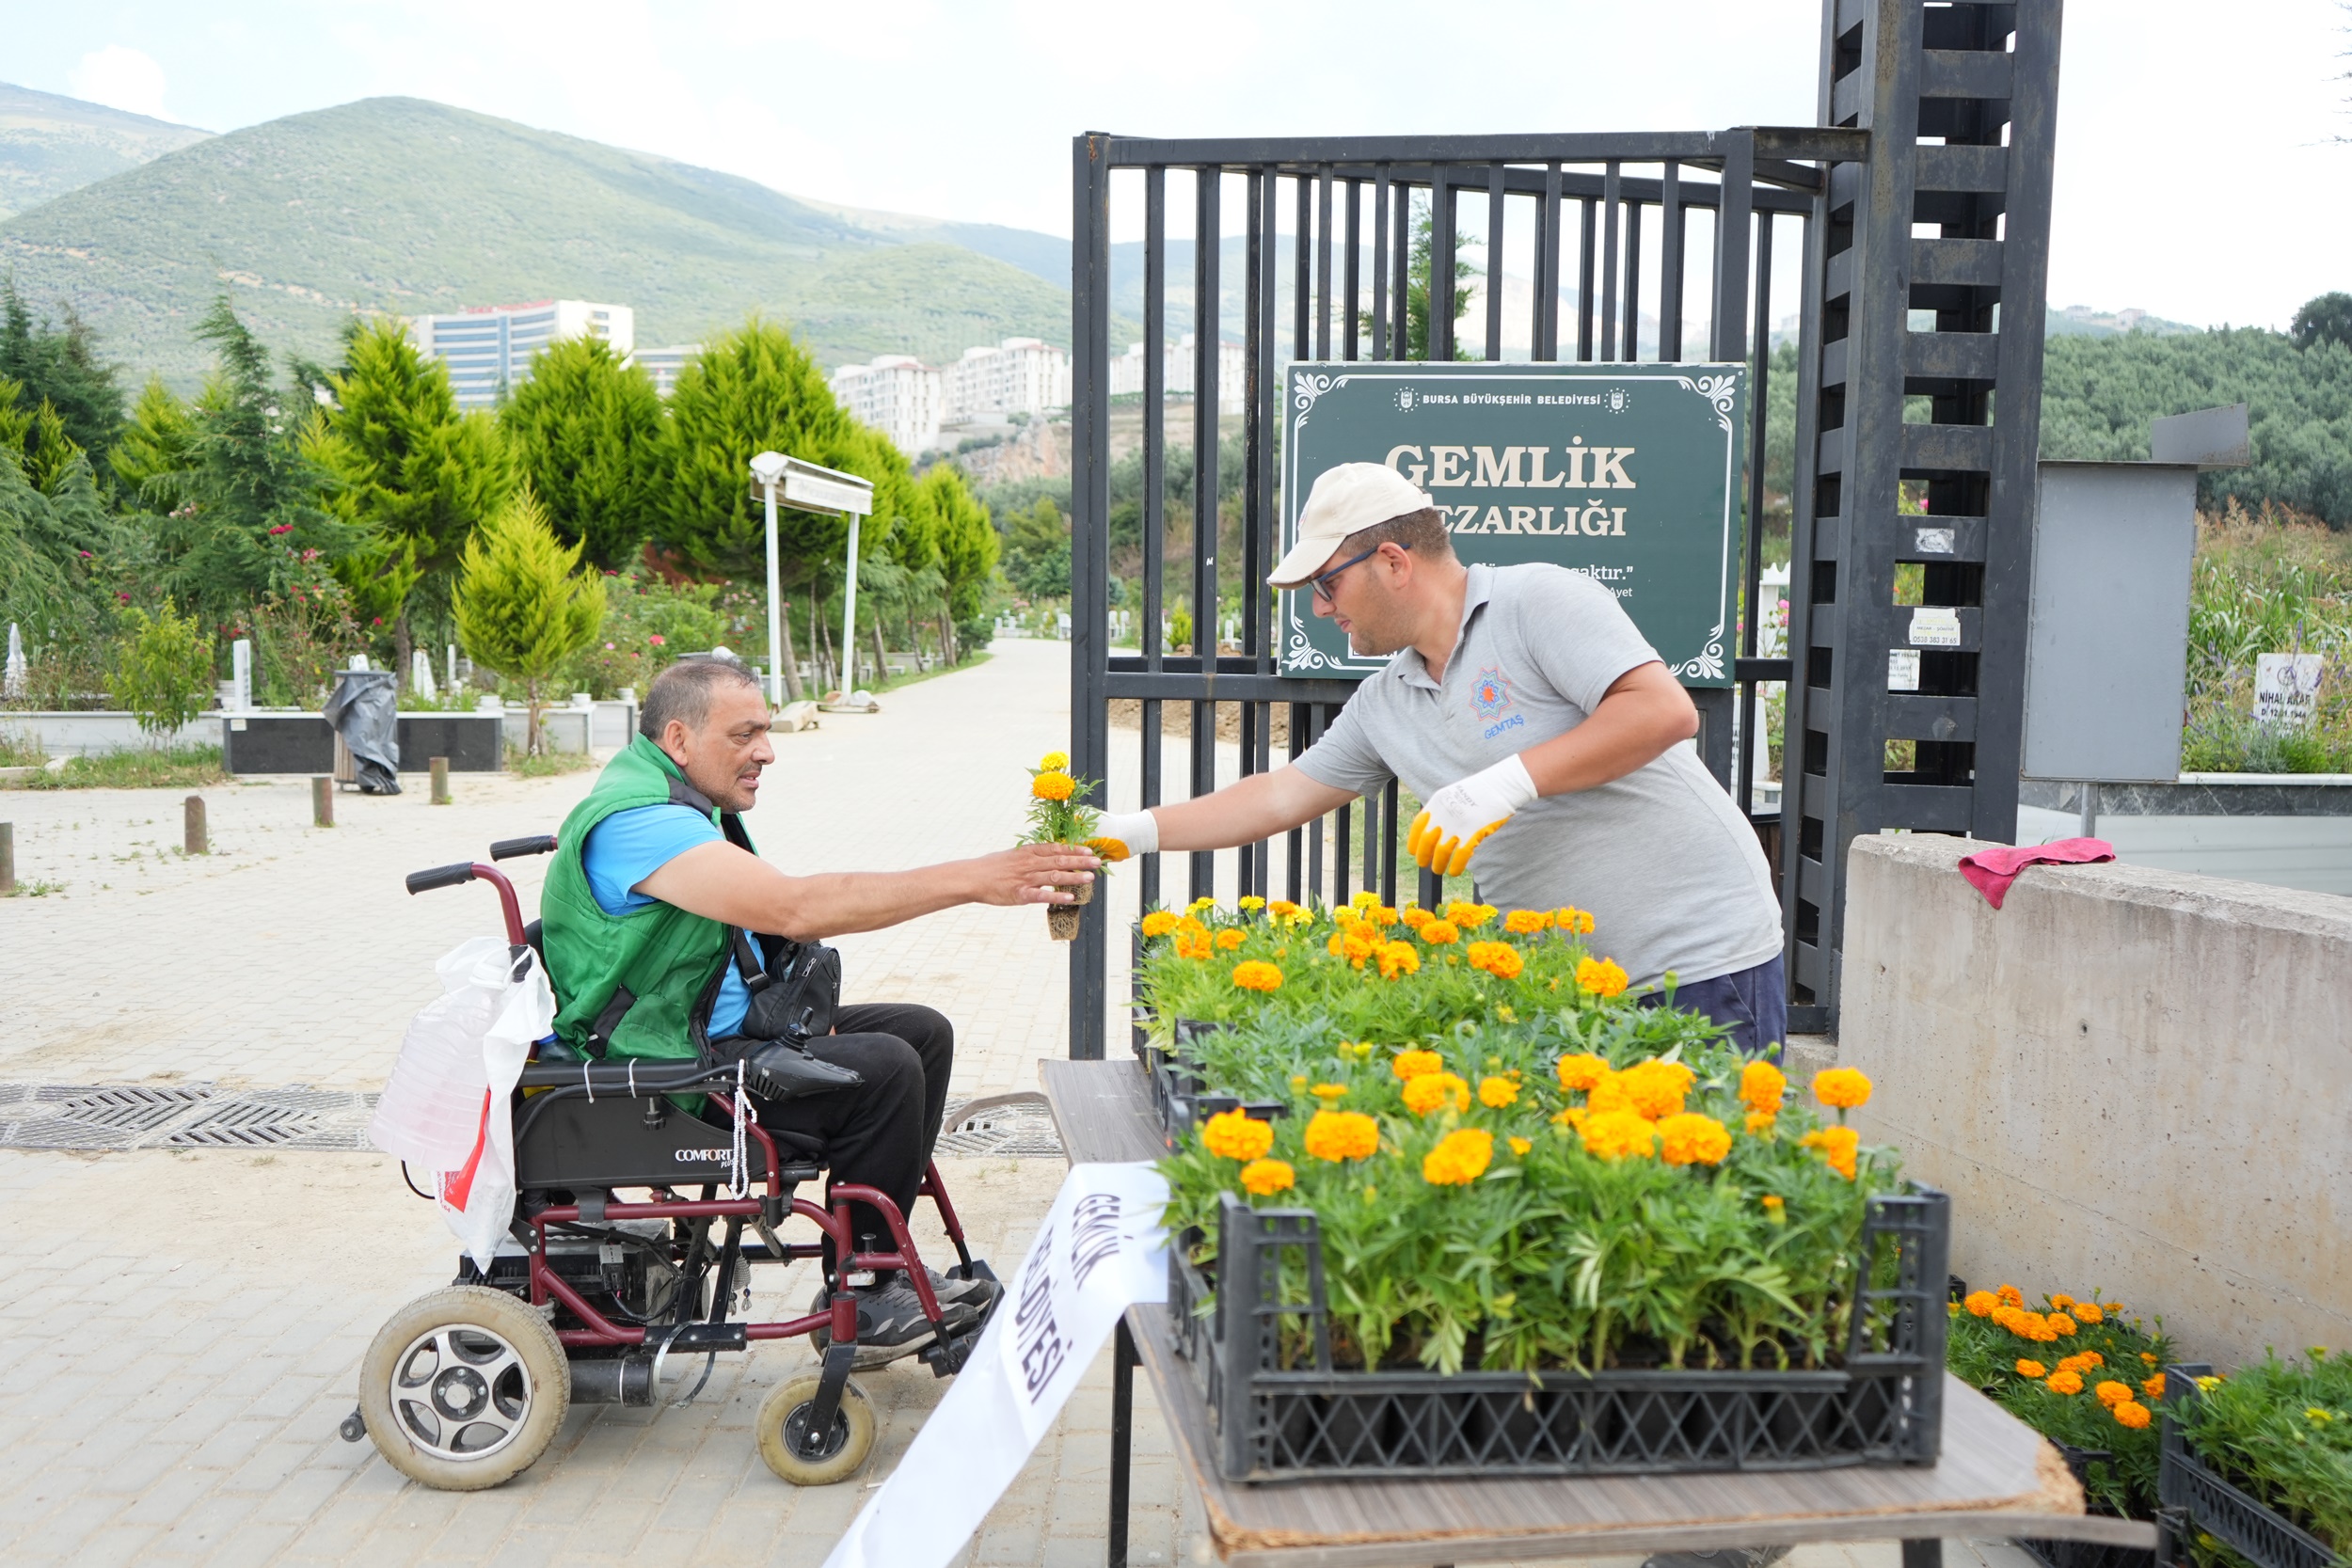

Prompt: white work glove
[1088,808,1159,863]
[1407,755,1538,876]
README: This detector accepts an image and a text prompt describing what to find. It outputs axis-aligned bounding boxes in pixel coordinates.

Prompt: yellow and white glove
[1407,755,1537,876]
[1088,808,1159,863]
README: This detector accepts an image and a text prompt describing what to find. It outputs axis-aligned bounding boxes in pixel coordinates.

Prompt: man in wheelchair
[538,655,1098,1367]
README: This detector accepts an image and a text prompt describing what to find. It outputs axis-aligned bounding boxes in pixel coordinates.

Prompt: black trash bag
[324,669,402,794]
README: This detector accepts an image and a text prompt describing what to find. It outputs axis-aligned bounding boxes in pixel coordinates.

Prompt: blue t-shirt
[580,803,751,1038]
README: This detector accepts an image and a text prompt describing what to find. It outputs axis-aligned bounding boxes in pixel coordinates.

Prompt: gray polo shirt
[1294,562,1782,990]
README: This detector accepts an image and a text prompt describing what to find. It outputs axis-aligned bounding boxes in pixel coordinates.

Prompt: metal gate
[1065,0,2060,1055]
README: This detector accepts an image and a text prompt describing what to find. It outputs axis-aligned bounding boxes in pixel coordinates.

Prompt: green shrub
[558,568,726,699]
[453,484,604,754]
[109,599,214,738]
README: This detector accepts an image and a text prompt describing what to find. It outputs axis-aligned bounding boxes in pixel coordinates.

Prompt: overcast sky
[11,0,2349,329]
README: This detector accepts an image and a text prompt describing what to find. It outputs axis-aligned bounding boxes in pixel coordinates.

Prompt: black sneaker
[922,1265,1000,1312]
[810,1279,978,1370]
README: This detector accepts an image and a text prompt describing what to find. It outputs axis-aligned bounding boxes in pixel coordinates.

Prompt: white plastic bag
[369,936,554,1271]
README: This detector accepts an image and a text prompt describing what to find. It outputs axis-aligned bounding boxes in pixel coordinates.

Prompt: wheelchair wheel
[358,1286,570,1491]
[756,1373,876,1486]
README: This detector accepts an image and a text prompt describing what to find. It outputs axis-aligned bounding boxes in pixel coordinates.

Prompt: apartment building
[405,300,633,409]
[830,355,945,454]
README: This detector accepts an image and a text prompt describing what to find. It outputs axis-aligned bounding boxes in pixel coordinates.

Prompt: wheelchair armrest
[516,1059,729,1093]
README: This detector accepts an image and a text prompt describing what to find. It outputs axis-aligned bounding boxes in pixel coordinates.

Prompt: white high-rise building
[406,300,634,410]
[1105,333,1248,415]
[629,344,698,399]
[942,338,1071,421]
[831,355,945,454]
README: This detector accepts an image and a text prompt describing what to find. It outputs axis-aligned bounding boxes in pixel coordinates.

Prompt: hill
[0,96,1087,388]
[0,82,210,220]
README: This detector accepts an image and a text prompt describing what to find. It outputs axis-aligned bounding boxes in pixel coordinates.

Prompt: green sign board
[1279,361,1747,686]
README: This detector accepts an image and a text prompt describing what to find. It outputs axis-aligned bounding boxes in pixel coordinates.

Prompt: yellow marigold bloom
[1964,1291,1998,1318]
[1302,1109,1379,1163]
[1555,1053,1610,1093]
[1800,1124,1860,1180]
[2017,1360,2049,1379]
[1140,910,1180,938]
[1350,890,1380,910]
[1478,1075,1519,1108]
[1552,1105,1588,1131]
[1553,906,1597,934]
[1740,1060,1788,1115]
[1580,1108,1661,1162]
[1039,751,1070,770]
[2196,1375,2222,1391]
[1238,895,1266,911]
[1391,1049,1444,1081]
[1421,920,1461,944]
[2049,1313,2078,1337]
[1812,1067,1873,1111]
[1422,1127,1494,1185]
[1189,895,1218,912]
[1618,1059,1696,1119]
[1201,1108,1273,1162]
[1507,1135,1532,1157]
[1377,941,1421,979]
[1239,1158,1295,1196]
[1577,956,1629,997]
[1496,1005,1517,1022]
[2308,1407,2335,1424]
[1744,1109,1778,1135]
[2142,1375,2168,1401]
[1502,909,1552,934]
[1657,1113,1732,1166]
[2045,1370,2084,1395]
[1310,1083,1347,1101]
[1400,907,1434,929]
[2113,1402,2152,1430]
[1032,769,1076,802]
[1216,927,1247,951]
[2074,1303,2105,1324]
[1366,905,1399,927]
[1232,960,1283,992]
[2094,1380,2133,1409]
[1762,1194,1786,1212]
[1402,1072,1470,1117]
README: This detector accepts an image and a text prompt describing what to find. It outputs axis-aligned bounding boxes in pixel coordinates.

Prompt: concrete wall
[0,711,222,755]
[1839,835,2352,1370]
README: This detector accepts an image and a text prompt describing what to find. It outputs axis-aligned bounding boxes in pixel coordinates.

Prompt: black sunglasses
[1307,541,1406,603]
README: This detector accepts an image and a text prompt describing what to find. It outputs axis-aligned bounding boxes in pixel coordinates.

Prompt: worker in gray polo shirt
[1091,460,1788,1054]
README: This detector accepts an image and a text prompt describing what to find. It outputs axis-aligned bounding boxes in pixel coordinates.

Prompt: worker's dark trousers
[1637,954,1788,1057]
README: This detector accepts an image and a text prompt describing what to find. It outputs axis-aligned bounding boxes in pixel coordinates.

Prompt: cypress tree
[501,337,663,571]
[453,483,606,753]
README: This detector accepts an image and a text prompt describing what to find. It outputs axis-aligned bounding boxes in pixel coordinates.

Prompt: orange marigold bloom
[1391,1050,1444,1080]
[1657,1113,1732,1166]
[1376,941,1421,979]
[1232,960,1283,991]
[1577,957,1629,997]
[1310,1083,1347,1101]
[1997,1285,2026,1308]
[1402,1072,1470,1117]
[2017,1360,2049,1379]
[1507,1135,1533,1156]
[1556,1053,1610,1092]
[1140,910,1180,938]
[2094,1381,2133,1409]
[1366,905,1399,927]
[1032,769,1076,801]
[1617,1058,1695,1119]
[1422,1128,1494,1185]
[1302,1110,1379,1163]
[1401,906,1435,929]
[1175,929,1216,960]
[1478,1074,1519,1108]
[2074,1303,2106,1325]
[1580,1108,1660,1161]
[1239,1158,1295,1196]
[1812,1068,1872,1111]
[1553,906,1597,934]
[2141,1375,2168,1401]
[1800,1124,1861,1180]
[2051,1293,2076,1310]
[2046,1370,2084,1395]
[1216,927,1247,950]
[1201,1108,1273,1162]
[1740,1060,1788,1115]
[1745,1109,1778,1135]
[2048,1313,2078,1338]
[1502,909,1551,934]
[2112,1401,2153,1430]
[1421,920,1461,944]
[1464,941,1526,979]
[1761,1194,1786,1212]
[1964,1291,1998,1318]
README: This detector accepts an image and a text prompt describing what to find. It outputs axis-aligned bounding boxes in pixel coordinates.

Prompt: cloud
[68,45,172,122]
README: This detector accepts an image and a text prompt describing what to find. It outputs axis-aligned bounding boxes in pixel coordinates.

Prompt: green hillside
[0,82,210,220]
[0,96,1080,388]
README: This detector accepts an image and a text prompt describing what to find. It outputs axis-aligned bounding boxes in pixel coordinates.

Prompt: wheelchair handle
[404,861,528,943]
[491,834,558,861]
[405,863,478,895]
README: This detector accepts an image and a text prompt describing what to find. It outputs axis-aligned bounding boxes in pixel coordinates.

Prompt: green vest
[542,734,751,1062]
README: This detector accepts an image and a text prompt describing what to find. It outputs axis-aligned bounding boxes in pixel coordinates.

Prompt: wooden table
[1040,1059,2157,1568]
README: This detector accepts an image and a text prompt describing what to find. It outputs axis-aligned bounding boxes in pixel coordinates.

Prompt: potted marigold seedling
[1022,750,1123,941]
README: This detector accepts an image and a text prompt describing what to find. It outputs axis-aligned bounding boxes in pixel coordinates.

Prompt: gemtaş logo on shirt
[1470,665,1524,740]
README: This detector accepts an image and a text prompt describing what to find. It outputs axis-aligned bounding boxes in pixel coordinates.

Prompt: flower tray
[2158,1367,2339,1568]
[1137,1018,1286,1147]
[2019,1444,2157,1568]
[1168,1183,1951,1483]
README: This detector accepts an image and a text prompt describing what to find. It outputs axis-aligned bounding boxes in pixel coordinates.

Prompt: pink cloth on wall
[1956,838,2116,910]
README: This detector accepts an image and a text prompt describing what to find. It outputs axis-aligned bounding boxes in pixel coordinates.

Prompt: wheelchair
[342,834,998,1491]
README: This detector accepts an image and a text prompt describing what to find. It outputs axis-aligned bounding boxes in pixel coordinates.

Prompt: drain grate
[0,1083,376,1153]
[167,1101,323,1148]
[52,1085,214,1132]
[935,1094,1063,1159]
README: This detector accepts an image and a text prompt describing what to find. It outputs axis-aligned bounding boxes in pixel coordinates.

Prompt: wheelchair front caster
[358,1286,571,1491]
[756,1372,876,1485]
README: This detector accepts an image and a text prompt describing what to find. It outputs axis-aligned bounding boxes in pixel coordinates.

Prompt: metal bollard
[0,821,13,895]
[430,755,450,805]
[312,775,334,828]
[184,794,208,855]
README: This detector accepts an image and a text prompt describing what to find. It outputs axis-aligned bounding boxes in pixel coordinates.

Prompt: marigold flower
[1997,1285,2025,1308]
[1238,895,1266,911]
[2045,1370,2084,1395]
[1580,1109,1660,1161]
[1464,941,1525,979]
[1400,907,1434,929]
[2017,1360,2049,1379]
[1507,1135,1532,1157]
[1140,911,1180,938]
[1552,1105,1588,1130]
[1350,891,1380,910]
[1800,1124,1860,1180]
[1174,930,1215,960]
[1421,920,1461,945]
[1032,769,1076,802]
[1761,1194,1786,1212]
[1554,906,1597,934]
[1310,1083,1347,1101]
[1188,895,1217,913]
[1445,901,1497,929]
[2064,1353,2105,1372]
[1556,1053,1610,1092]
[2074,1303,2105,1324]
[1745,1110,1778,1135]
[1083,836,1131,863]
[1366,905,1399,927]
[1478,1075,1519,1108]
[2141,1353,2159,1366]
[1577,957,1629,997]
[2113,1402,2152,1430]
[1402,1072,1470,1117]
[1376,941,1421,979]
[2094,1380,2133,1409]
[2142,1375,2167,1401]
[1215,927,1246,951]
[1232,960,1283,991]
[1657,1113,1732,1166]
[2050,1294,2075,1310]
[1503,909,1551,934]
[1239,1158,1295,1196]
[2049,1314,2078,1338]
[1391,1049,1444,1081]
[1617,1059,1695,1119]
[1740,1060,1788,1115]
[1964,1291,1998,1318]
[1422,1127,1494,1184]
[1039,751,1070,770]
[1268,899,1299,918]
[1326,932,1349,958]
[1812,1068,1873,1111]
[1201,1108,1273,1162]
[1303,1109,1379,1162]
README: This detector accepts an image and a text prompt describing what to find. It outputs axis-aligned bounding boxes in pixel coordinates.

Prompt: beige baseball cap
[1267,463,1437,589]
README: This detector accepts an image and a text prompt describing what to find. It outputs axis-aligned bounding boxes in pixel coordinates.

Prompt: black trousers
[742,1002,954,1252]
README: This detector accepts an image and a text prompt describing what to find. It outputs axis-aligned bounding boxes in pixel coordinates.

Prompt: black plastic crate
[2021,1443,2157,1568]
[1142,1019,1287,1145]
[2159,1366,2339,1568]
[1168,1183,1950,1482]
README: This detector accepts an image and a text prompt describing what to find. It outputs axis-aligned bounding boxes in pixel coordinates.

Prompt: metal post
[2076,781,2098,840]
[1108,1315,1136,1568]
[838,512,863,695]
[183,795,207,856]
[762,481,786,707]
[430,755,451,806]
[0,821,13,895]
[311,776,333,828]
